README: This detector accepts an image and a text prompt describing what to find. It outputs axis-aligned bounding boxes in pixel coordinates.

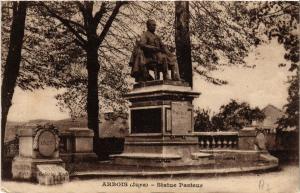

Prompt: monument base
[12,156,66,181]
[37,164,69,185]
[110,81,278,172]
[111,81,208,167]
[112,134,215,167]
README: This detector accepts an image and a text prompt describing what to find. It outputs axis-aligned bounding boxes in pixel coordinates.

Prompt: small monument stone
[37,165,69,185]
[12,124,69,185]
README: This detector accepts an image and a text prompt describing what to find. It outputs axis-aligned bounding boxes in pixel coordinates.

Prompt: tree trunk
[175,1,193,87]
[1,2,27,178]
[86,43,100,150]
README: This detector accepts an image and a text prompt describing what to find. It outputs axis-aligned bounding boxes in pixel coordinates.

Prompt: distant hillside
[5,118,87,142]
[5,114,128,142]
[5,121,26,142]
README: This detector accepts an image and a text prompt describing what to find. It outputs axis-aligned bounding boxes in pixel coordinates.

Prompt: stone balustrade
[194,132,239,149]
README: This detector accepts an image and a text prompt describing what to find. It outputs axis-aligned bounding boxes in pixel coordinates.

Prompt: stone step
[199,149,266,154]
[36,164,69,185]
[260,153,279,164]
[191,152,213,159]
[110,153,181,160]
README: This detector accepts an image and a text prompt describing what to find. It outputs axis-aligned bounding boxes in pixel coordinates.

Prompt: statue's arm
[159,38,171,54]
[139,34,161,52]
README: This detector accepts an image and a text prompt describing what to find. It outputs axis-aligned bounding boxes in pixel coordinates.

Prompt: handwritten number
[259,179,264,190]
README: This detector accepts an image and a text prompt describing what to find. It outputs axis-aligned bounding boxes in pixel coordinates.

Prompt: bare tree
[175,1,193,87]
[39,2,127,144]
[1,1,28,178]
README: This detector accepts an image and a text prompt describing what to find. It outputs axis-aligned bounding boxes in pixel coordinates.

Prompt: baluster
[228,139,232,148]
[200,138,204,148]
[212,137,216,148]
[233,139,237,148]
[205,137,209,148]
[233,136,237,148]
[223,138,228,148]
[217,137,222,148]
[198,133,239,149]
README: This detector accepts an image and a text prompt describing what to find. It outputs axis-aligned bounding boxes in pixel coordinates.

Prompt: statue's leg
[140,65,149,81]
[171,65,176,80]
[156,53,170,80]
[155,65,160,80]
[162,63,170,80]
[171,63,181,81]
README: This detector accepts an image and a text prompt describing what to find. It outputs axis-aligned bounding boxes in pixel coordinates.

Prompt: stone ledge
[193,131,238,136]
[129,133,163,137]
[133,80,190,89]
[125,141,198,145]
[238,130,257,137]
[110,153,181,160]
[260,153,279,164]
[126,88,199,96]
[69,128,94,137]
[13,156,64,163]
[191,152,213,158]
[18,128,35,136]
[127,133,204,137]
[70,163,279,177]
[199,149,268,153]
[124,91,200,102]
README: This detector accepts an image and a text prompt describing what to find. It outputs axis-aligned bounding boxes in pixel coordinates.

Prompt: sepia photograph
[1,1,299,193]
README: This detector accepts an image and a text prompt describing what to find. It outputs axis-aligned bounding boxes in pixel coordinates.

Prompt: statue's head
[146,19,156,33]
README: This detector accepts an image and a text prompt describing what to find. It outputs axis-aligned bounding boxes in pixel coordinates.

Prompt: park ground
[1,164,299,193]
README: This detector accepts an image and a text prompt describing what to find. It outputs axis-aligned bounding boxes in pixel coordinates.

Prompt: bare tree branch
[75,1,89,31]
[194,67,228,85]
[40,2,87,48]
[94,2,107,25]
[97,1,126,46]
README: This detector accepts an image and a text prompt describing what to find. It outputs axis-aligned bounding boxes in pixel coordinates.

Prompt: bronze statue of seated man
[129,19,181,82]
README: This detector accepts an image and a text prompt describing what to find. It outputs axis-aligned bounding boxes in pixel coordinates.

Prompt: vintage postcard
[1,1,299,193]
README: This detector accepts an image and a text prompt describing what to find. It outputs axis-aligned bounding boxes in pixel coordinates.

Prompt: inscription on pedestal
[171,102,192,135]
[38,131,56,157]
[12,162,32,179]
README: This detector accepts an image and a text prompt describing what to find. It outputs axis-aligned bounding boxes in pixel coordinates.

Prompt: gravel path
[1,165,299,193]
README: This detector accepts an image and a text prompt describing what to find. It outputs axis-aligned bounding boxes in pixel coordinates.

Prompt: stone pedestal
[37,165,69,185]
[12,157,65,180]
[238,129,257,150]
[111,80,214,167]
[11,125,69,184]
[69,128,98,162]
[59,128,98,162]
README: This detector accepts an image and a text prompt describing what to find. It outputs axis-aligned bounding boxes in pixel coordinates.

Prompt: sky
[7,39,293,122]
[193,39,293,114]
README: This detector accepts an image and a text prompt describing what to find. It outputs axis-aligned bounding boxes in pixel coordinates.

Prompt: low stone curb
[70,163,278,178]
